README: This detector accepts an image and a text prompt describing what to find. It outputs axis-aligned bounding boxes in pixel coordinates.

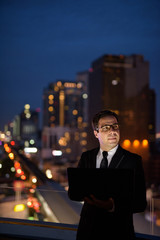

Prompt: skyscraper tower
[43,80,87,128]
[42,80,88,161]
[87,54,155,163]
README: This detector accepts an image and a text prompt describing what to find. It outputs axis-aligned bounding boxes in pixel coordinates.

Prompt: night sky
[0,0,160,132]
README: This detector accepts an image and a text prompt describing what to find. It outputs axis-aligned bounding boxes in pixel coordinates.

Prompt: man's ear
[94,130,98,139]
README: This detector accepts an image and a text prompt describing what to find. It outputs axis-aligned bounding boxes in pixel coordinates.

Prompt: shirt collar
[100,144,119,157]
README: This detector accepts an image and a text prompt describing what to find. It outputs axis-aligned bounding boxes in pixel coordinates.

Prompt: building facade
[42,79,89,162]
[87,54,156,165]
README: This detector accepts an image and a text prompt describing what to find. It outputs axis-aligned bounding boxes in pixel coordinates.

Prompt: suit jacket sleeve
[115,151,147,214]
[132,155,147,213]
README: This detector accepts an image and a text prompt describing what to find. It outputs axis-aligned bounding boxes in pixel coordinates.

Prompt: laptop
[67,168,134,205]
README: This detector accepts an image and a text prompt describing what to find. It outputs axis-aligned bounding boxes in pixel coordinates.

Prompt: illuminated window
[78,117,83,122]
[75,132,79,141]
[72,109,78,115]
[80,140,87,146]
[26,113,31,119]
[133,140,140,148]
[148,124,153,130]
[64,82,76,88]
[50,116,55,122]
[82,93,88,99]
[48,106,54,112]
[77,82,82,88]
[81,132,87,137]
[64,132,70,140]
[54,86,59,92]
[59,137,67,146]
[48,95,54,100]
[49,100,54,105]
[142,139,149,148]
[57,81,62,87]
[66,148,71,153]
[122,139,131,148]
[112,80,118,85]
[24,104,30,110]
[65,105,69,110]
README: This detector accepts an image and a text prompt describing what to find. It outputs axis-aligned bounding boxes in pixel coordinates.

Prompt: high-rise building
[20,104,39,141]
[42,80,89,161]
[43,80,88,128]
[87,54,155,164]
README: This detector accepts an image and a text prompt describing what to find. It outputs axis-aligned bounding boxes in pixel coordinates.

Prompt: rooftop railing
[0,185,160,239]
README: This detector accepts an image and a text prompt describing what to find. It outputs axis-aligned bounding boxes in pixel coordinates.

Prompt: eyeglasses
[96,123,120,132]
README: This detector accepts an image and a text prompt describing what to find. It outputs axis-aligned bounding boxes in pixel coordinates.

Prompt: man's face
[94,116,120,151]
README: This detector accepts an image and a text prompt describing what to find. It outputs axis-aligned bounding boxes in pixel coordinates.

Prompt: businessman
[76,110,147,240]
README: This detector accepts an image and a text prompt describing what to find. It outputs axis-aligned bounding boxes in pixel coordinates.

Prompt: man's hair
[92,110,119,130]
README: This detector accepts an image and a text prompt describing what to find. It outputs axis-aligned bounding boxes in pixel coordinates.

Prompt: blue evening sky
[0,0,160,131]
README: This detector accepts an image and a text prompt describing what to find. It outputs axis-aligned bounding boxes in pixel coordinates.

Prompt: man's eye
[113,124,119,129]
[103,126,110,130]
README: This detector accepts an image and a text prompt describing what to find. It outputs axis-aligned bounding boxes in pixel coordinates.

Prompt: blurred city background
[0,0,160,239]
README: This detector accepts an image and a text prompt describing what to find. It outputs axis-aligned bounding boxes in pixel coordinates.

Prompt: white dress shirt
[96,145,119,168]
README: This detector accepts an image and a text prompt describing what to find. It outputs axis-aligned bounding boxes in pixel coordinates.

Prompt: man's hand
[84,195,114,211]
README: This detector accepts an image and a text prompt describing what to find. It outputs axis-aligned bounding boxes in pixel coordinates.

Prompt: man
[76,110,147,240]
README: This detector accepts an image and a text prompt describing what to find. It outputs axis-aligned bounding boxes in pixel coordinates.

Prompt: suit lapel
[91,147,99,168]
[109,145,125,169]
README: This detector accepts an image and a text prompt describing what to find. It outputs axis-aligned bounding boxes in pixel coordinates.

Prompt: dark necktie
[100,151,108,168]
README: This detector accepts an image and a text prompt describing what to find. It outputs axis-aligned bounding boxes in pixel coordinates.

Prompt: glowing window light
[77,82,82,88]
[80,140,87,146]
[6,131,11,136]
[122,139,131,148]
[26,113,31,119]
[142,139,149,148]
[66,148,71,153]
[0,163,2,169]
[24,147,37,153]
[48,94,54,100]
[54,86,59,92]
[49,100,54,105]
[72,109,78,115]
[57,81,62,87]
[133,140,140,148]
[78,117,83,122]
[112,80,118,85]
[30,139,35,145]
[81,132,87,137]
[82,93,88,99]
[24,104,30,110]
[52,150,62,156]
[48,106,54,112]
[0,133,5,139]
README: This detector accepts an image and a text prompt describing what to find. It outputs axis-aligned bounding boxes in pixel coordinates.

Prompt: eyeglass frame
[96,123,120,132]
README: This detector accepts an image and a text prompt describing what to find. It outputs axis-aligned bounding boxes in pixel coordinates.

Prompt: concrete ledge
[0,217,160,240]
[0,217,77,240]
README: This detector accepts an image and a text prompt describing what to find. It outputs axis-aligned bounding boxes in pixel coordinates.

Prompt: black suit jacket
[76,145,147,240]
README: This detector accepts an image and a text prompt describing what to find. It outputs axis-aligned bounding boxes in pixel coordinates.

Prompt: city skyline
[0,0,160,132]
